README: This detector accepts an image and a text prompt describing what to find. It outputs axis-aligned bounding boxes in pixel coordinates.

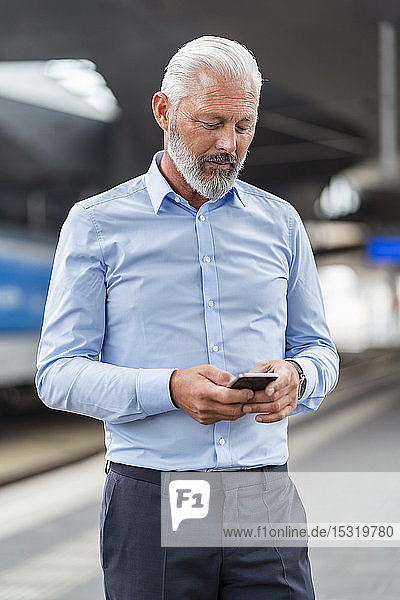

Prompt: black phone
[227,372,278,392]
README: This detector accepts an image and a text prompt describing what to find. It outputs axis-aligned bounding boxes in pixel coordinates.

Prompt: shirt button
[208,300,214,307]
[175,197,180,203]
[218,437,226,446]
[199,215,206,221]
[212,345,219,352]
[204,256,211,263]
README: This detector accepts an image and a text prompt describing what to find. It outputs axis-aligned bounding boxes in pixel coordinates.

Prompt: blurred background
[0,1,399,598]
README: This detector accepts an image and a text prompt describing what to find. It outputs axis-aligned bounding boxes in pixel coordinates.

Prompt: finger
[198,398,248,422]
[254,403,296,423]
[248,361,273,373]
[242,395,292,415]
[199,364,235,386]
[210,382,254,404]
[266,385,299,402]
[251,383,294,403]
[214,402,249,420]
[199,371,255,405]
[264,373,292,392]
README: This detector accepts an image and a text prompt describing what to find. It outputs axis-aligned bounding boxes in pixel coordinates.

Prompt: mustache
[200,152,238,166]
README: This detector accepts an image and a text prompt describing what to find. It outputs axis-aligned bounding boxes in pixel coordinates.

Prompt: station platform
[0,409,104,487]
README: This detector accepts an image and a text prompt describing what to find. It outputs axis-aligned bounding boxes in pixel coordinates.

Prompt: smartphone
[227,372,278,392]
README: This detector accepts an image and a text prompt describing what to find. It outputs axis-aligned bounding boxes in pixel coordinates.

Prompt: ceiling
[0,0,399,219]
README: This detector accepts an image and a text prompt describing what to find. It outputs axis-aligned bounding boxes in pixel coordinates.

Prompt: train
[0,227,55,412]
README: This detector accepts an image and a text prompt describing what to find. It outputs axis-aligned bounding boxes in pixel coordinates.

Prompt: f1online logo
[169,480,210,531]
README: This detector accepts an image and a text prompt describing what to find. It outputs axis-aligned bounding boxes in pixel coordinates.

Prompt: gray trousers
[100,462,315,599]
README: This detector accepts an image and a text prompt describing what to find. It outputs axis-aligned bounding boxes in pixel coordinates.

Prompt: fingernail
[247,391,254,400]
[256,416,263,422]
[267,387,274,396]
[243,405,251,413]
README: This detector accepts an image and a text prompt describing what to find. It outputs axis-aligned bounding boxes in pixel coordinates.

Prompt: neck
[159,150,209,210]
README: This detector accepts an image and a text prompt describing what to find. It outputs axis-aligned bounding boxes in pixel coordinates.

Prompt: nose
[215,125,237,154]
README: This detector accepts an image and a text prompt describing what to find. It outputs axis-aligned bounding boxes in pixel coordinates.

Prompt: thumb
[199,365,234,386]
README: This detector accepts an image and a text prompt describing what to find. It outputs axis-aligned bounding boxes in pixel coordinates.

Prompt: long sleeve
[285,207,339,414]
[35,203,177,424]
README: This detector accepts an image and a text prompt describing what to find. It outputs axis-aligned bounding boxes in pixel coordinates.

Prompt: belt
[106,461,287,487]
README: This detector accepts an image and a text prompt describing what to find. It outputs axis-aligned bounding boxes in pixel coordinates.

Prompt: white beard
[167,120,246,199]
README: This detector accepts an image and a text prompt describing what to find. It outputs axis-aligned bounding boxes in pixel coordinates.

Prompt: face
[166,71,258,199]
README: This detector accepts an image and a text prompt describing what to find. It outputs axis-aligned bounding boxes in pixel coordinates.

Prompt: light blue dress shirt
[36,151,339,470]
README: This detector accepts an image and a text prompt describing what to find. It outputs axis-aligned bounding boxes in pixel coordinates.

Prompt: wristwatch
[285,359,306,400]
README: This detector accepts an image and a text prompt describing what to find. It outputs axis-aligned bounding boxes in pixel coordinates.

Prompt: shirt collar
[145,151,174,214]
[144,150,246,213]
[230,185,246,209]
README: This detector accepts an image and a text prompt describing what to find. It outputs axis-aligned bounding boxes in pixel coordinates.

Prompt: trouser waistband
[107,461,288,488]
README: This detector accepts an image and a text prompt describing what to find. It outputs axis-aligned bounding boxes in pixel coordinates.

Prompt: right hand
[169,365,254,425]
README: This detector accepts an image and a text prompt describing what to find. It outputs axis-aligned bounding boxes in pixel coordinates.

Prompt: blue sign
[367,236,400,265]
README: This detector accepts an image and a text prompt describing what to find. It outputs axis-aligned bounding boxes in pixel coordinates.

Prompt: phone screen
[228,373,278,392]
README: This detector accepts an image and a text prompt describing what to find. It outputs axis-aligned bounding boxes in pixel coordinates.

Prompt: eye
[201,121,220,129]
[236,123,254,133]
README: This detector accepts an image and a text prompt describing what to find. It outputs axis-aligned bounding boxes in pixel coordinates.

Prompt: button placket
[195,215,224,370]
[195,208,231,468]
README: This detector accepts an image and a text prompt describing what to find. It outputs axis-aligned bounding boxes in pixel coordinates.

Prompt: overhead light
[318,175,361,218]
[43,59,96,78]
[44,59,120,120]
[0,59,120,122]
[44,60,107,96]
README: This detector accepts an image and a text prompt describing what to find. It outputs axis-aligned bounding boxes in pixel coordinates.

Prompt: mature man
[36,36,339,599]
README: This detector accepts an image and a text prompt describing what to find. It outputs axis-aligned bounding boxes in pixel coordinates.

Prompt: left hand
[242,360,300,423]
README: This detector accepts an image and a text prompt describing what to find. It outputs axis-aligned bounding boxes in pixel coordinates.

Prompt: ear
[152,92,172,132]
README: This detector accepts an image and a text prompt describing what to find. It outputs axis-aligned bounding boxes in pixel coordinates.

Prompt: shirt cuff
[136,368,179,417]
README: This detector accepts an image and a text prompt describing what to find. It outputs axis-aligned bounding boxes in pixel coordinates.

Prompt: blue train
[0,228,55,391]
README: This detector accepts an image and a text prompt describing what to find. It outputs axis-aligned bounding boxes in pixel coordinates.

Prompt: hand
[170,365,254,425]
[242,360,299,423]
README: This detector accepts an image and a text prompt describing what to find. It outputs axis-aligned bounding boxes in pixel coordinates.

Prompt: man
[36,36,339,599]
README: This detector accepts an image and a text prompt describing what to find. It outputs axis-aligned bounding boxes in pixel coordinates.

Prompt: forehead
[178,70,258,119]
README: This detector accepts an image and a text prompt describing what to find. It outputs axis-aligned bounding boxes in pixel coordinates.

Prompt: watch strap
[285,359,307,399]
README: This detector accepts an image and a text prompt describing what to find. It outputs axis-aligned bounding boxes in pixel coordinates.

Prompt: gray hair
[161,35,263,109]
